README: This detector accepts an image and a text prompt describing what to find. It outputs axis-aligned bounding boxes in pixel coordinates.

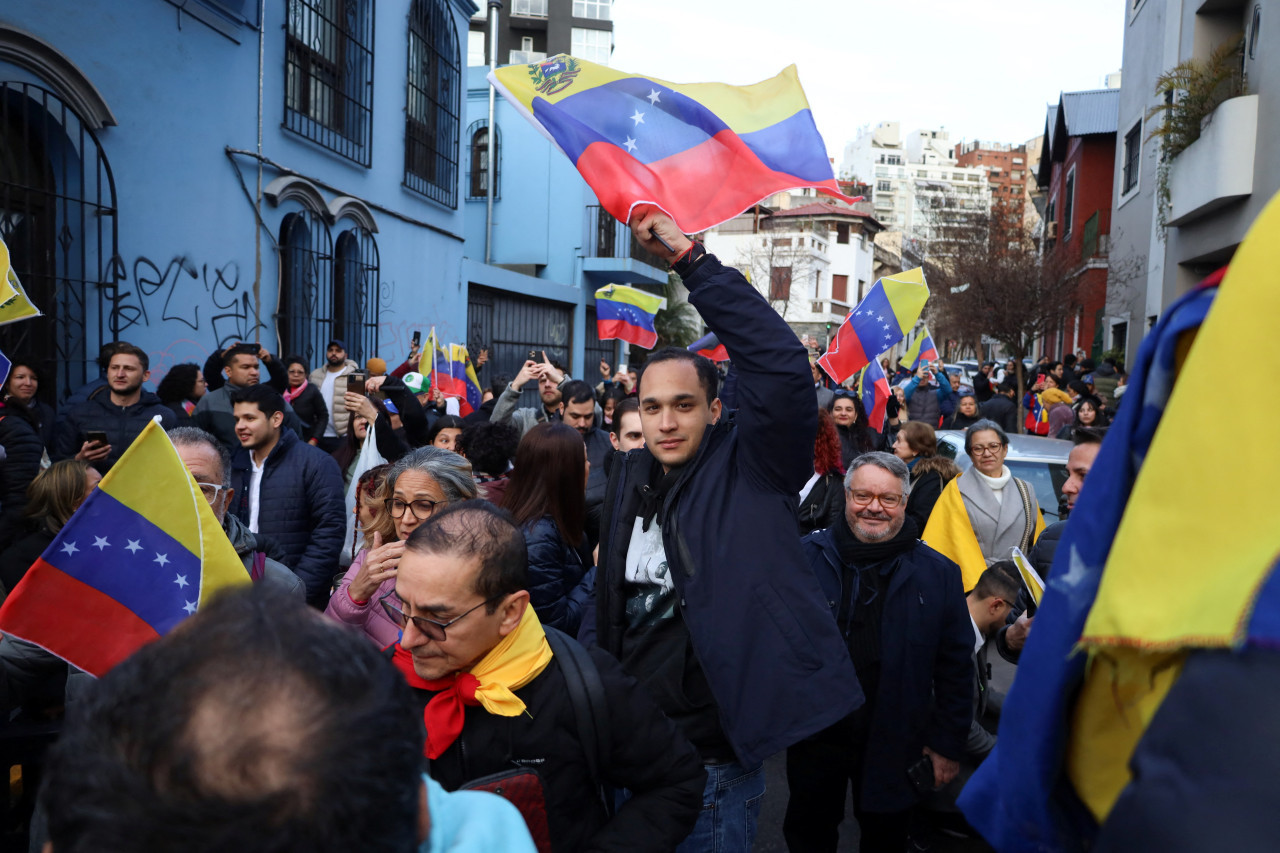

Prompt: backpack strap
[543,626,614,816]
[1013,477,1036,554]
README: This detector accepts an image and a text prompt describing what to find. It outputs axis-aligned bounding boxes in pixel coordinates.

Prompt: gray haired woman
[922,419,1045,591]
[324,447,477,646]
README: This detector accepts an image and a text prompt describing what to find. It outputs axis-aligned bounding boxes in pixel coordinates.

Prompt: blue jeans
[676,760,766,853]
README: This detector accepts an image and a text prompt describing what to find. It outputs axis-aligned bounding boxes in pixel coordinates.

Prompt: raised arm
[630,208,816,494]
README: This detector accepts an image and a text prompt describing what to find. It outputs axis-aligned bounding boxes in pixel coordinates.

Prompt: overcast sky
[611,0,1125,164]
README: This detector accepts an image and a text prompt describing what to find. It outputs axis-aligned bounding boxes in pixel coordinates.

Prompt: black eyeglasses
[384,498,444,520]
[379,592,500,641]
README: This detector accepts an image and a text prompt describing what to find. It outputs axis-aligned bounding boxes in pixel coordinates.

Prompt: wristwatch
[671,241,707,277]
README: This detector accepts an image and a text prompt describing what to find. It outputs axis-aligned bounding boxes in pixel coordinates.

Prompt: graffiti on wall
[106,254,267,350]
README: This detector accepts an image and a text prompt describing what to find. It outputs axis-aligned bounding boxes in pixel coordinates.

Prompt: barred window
[405,0,461,207]
[467,120,501,199]
[285,0,374,166]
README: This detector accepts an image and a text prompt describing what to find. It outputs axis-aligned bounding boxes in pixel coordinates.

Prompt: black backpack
[542,626,614,815]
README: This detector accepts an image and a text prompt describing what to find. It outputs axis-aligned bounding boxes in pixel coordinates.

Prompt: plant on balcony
[650,273,702,349]
[1146,35,1246,234]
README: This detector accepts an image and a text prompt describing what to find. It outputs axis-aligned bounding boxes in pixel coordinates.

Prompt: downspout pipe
[485,0,501,265]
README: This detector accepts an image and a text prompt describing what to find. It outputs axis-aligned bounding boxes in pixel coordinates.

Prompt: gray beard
[853,521,893,542]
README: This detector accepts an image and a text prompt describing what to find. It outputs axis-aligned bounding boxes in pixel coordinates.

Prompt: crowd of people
[0,208,1122,853]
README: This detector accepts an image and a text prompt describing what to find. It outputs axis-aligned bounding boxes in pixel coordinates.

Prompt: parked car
[935,430,1072,522]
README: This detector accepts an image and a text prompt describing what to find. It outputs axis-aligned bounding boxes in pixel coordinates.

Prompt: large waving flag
[0,420,249,677]
[856,357,890,432]
[818,268,929,384]
[688,331,729,362]
[491,55,858,233]
[955,231,1252,848]
[595,283,666,349]
[898,324,939,370]
[418,327,459,398]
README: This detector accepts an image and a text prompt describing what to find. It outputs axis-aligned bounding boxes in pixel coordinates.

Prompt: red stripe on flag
[576,131,850,232]
[697,344,730,362]
[818,322,870,385]
[597,317,658,350]
[0,559,160,677]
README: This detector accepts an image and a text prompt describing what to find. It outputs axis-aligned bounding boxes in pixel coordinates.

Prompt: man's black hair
[1067,380,1090,398]
[1103,357,1118,367]
[42,587,422,853]
[489,373,511,398]
[560,379,596,407]
[96,341,135,372]
[110,343,151,372]
[1072,426,1108,446]
[222,343,261,368]
[456,420,519,478]
[1044,360,1062,373]
[638,348,719,406]
[405,500,527,612]
[230,384,286,420]
[611,397,640,438]
[1078,358,1097,372]
[996,379,1018,395]
[972,561,1021,603]
[1063,353,1078,367]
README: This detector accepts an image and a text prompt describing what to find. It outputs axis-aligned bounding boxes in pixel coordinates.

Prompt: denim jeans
[675,760,766,853]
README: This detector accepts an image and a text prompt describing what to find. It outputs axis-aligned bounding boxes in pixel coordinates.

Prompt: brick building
[954,139,1030,223]
[1036,89,1119,361]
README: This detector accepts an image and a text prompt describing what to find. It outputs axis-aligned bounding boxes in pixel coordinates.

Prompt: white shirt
[248,454,266,533]
[798,472,821,504]
[970,614,986,655]
[321,370,341,437]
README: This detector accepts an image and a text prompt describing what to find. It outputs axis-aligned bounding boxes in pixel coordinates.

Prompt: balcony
[809,299,851,319]
[582,205,668,286]
[1167,94,1258,226]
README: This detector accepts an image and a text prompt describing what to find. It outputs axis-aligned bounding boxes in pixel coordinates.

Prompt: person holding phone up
[55,343,176,473]
[490,350,576,439]
[901,360,954,427]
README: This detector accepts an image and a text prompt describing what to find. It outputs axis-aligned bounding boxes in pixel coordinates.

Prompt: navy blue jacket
[230,428,346,606]
[524,516,589,636]
[803,527,974,812]
[594,254,863,767]
[54,386,177,473]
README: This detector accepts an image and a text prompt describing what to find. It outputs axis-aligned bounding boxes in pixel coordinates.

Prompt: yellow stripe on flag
[595,284,666,314]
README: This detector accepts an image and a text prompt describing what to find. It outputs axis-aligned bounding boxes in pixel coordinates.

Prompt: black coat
[416,634,706,853]
[905,468,945,532]
[22,399,55,449]
[285,383,329,443]
[0,408,44,554]
[593,254,863,767]
[230,428,346,606]
[803,527,974,812]
[979,394,1018,434]
[524,516,589,635]
[54,387,177,473]
[0,526,53,598]
[798,471,844,536]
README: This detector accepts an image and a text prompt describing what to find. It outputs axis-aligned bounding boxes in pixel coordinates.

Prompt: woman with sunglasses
[325,447,478,647]
[829,389,878,469]
[500,422,592,634]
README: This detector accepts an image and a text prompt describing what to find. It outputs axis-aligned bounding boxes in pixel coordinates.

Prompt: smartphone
[347,373,366,396]
[411,330,421,349]
[528,349,539,362]
[907,755,936,794]
[86,430,109,447]
[1036,374,1047,386]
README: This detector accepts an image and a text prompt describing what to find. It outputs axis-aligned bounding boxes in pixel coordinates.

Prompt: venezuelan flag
[418,327,458,398]
[0,420,248,677]
[818,268,929,384]
[447,344,483,416]
[491,56,857,233]
[898,324,939,370]
[595,284,666,350]
[856,357,891,432]
[0,235,42,326]
[687,331,729,362]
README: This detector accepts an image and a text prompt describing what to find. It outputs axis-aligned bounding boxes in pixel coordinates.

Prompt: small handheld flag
[818,268,929,384]
[0,235,43,327]
[447,344,483,416]
[898,325,939,371]
[0,420,249,676]
[688,331,729,362]
[856,358,891,432]
[491,55,858,234]
[595,284,666,350]
[1010,546,1044,607]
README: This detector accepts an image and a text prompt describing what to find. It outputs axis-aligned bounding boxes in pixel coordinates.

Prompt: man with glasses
[388,500,705,851]
[168,426,303,599]
[786,451,973,853]
[229,384,346,607]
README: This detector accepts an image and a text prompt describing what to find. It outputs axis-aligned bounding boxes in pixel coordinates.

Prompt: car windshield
[1007,460,1069,520]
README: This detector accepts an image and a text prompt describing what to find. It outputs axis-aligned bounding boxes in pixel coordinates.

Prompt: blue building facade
[0,1,664,407]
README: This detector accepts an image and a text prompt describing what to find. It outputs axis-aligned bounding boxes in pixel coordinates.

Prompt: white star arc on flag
[647,88,661,105]
[183,600,198,614]
[154,553,170,567]
[125,540,142,554]
[174,574,189,589]
[623,136,637,153]
[93,536,110,551]
[630,109,645,126]
[61,541,78,556]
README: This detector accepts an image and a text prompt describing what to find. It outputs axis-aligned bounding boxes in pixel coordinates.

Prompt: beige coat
[309,359,359,436]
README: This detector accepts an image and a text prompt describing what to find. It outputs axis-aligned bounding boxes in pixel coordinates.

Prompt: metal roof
[1059,88,1120,136]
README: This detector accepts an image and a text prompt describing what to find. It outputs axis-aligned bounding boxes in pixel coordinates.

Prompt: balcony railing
[586,205,667,268]
[1081,211,1110,260]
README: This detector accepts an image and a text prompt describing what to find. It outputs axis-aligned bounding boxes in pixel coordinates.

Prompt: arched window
[277,209,332,365]
[467,120,500,200]
[405,0,460,207]
[332,224,379,363]
[0,81,118,400]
